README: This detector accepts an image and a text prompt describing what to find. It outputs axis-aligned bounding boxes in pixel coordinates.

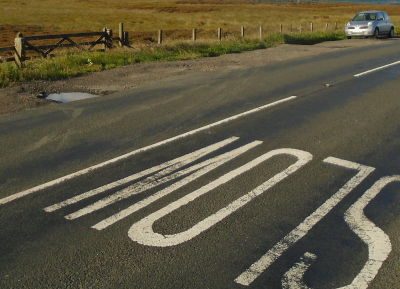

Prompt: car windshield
[353,13,377,21]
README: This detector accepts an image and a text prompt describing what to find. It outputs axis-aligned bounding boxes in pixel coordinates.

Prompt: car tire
[388,27,394,38]
[347,36,352,39]
[374,28,379,39]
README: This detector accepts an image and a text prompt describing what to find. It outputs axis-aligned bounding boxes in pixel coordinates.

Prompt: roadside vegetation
[0,31,345,86]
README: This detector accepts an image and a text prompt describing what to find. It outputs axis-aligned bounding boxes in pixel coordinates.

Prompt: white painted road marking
[338,176,400,289]
[66,140,262,220]
[354,60,400,77]
[282,252,317,289]
[128,148,312,247]
[92,141,262,230]
[44,137,239,213]
[0,96,297,206]
[235,157,374,286]
[280,176,400,289]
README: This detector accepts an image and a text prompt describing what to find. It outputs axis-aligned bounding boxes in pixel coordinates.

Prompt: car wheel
[347,36,352,39]
[374,28,379,39]
[388,27,394,38]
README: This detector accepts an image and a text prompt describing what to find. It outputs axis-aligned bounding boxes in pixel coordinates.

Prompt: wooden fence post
[104,28,113,50]
[123,31,129,46]
[192,29,197,41]
[14,32,25,68]
[119,23,124,47]
[218,28,222,41]
[158,30,163,44]
[311,23,313,32]
[259,26,262,39]
[241,27,245,38]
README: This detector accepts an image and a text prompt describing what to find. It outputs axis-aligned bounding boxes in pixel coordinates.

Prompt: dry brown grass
[1,0,399,47]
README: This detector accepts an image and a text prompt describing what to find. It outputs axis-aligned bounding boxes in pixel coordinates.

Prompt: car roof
[358,10,383,13]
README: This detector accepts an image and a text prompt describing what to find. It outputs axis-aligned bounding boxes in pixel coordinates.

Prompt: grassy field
[1,0,400,46]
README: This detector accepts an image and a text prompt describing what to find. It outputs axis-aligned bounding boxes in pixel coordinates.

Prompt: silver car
[345,10,394,39]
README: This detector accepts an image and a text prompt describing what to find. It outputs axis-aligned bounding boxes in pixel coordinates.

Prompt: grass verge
[0,31,345,87]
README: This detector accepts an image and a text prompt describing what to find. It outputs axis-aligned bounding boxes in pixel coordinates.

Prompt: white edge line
[354,60,400,77]
[0,96,297,206]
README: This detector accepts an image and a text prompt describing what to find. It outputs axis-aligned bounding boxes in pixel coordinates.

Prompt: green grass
[0,31,345,87]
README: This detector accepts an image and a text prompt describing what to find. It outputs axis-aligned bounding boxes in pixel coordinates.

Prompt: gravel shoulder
[0,39,386,116]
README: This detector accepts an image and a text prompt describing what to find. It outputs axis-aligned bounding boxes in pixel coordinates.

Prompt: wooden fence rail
[0,47,14,52]
[0,46,16,63]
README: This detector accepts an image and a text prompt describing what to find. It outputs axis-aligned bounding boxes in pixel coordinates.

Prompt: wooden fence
[0,22,339,67]
[0,28,128,68]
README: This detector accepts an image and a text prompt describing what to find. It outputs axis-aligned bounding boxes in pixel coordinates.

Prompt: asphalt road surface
[1,38,400,289]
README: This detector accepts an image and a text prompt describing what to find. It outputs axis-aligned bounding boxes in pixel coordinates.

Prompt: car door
[377,12,388,34]
[383,12,393,32]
